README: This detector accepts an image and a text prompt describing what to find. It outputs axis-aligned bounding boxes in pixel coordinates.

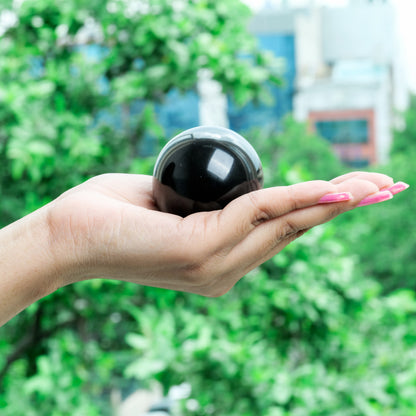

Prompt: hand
[1,171,407,325]
[46,171,398,297]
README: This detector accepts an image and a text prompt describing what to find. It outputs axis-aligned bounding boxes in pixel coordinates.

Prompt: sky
[391,0,416,93]
[243,0,416,94]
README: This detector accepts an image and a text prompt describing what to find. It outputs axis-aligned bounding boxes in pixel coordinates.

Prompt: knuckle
[247,191,270,225]
[324,203,346,220]
[314,180,330,187]
[285,185,301,211]
[282,218,300,236]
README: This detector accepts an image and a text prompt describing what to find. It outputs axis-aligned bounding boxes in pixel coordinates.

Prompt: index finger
[216,180,341,248]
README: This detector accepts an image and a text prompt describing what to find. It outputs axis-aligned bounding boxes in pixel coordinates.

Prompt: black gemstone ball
[153,126,263,217]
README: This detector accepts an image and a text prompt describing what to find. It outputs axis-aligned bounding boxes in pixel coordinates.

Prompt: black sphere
[153,126,263,217]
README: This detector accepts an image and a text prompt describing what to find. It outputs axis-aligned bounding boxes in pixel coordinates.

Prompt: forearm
[0,206,62,326]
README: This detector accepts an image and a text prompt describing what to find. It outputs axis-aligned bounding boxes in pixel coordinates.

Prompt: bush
[1,1,415,415]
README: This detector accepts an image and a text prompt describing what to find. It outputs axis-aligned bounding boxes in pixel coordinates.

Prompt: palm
[48,172,393,296]
[51,173,228,293]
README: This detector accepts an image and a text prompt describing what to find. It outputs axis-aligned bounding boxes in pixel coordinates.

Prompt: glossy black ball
[153,126,263,217]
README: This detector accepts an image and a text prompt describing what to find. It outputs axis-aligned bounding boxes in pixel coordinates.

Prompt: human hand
[46,171,405,297]
[1,171,409,325]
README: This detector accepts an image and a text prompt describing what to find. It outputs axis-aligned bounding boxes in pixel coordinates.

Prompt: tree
[332,96,416,291]
[0,0,281,225]
[0,0,283,413]
[2,1,415,415]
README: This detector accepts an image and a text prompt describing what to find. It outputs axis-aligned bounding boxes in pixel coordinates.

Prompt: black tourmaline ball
[153,126,263,217]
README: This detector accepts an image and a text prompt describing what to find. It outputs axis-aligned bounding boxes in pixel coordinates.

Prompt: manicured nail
[386,181,410,195]
[318,192,353,204]
[357,191,393,207]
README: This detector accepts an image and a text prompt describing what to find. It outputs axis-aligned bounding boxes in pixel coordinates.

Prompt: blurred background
[0,0,415,415]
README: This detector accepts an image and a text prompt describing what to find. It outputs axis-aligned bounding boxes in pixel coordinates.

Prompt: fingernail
[319,192,353,204]
[357,191,393,207]
[386,181,410,195]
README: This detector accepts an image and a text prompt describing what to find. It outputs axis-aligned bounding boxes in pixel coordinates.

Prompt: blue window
[348,159,370,168]
[315,119,369,144]
[154,89,200,140]
[228,34,296,132]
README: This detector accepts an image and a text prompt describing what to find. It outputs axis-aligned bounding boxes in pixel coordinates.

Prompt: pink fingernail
[318,192,352,204]
[357,191,393,207]
[387,181,410,195]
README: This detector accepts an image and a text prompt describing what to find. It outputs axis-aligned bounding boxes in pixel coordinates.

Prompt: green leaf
[125,333,149,351]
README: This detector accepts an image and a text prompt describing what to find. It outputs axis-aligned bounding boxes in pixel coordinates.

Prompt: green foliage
[0,0,281,224]
[247,116,346,188]
[4,226,416,415]
[331,97,415,291]
[1,0,415,415]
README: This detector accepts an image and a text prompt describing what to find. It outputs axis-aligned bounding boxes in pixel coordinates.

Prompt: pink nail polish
[357,191,393,207]
[318,192,352,204]
[387,181,410,195]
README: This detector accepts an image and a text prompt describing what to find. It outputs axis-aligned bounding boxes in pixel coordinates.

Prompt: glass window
[347,158,370,168]
[315,119,369,144]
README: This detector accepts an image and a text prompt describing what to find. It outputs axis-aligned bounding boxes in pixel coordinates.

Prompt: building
[245,0,408,166]
[141,0,408,167]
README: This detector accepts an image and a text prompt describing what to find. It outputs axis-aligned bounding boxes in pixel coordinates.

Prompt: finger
[329,171,363,183]
[220,229,306,286]
[330,171,394,189]
[215,180,343,249]
[178,175,393,295]
[215,172,391,250]
[179,173,393,291]
[218,178,383,276]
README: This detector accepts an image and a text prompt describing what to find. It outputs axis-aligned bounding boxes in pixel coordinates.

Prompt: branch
[0,312,77,383]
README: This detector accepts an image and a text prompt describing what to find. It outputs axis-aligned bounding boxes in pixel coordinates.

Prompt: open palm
[48,172,394,296]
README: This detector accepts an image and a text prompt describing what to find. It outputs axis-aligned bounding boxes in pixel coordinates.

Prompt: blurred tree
[1,1,415,415]
[0,0,283,413]
[0,0,281,224]
[331,96,415,292]
[247,116,346,188]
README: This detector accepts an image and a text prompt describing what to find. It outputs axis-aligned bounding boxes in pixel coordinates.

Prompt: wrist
[0,204,66,325]
[43,198,89,288]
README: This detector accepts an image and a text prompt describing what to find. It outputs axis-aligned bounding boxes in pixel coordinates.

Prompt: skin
[0,171,395,326]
